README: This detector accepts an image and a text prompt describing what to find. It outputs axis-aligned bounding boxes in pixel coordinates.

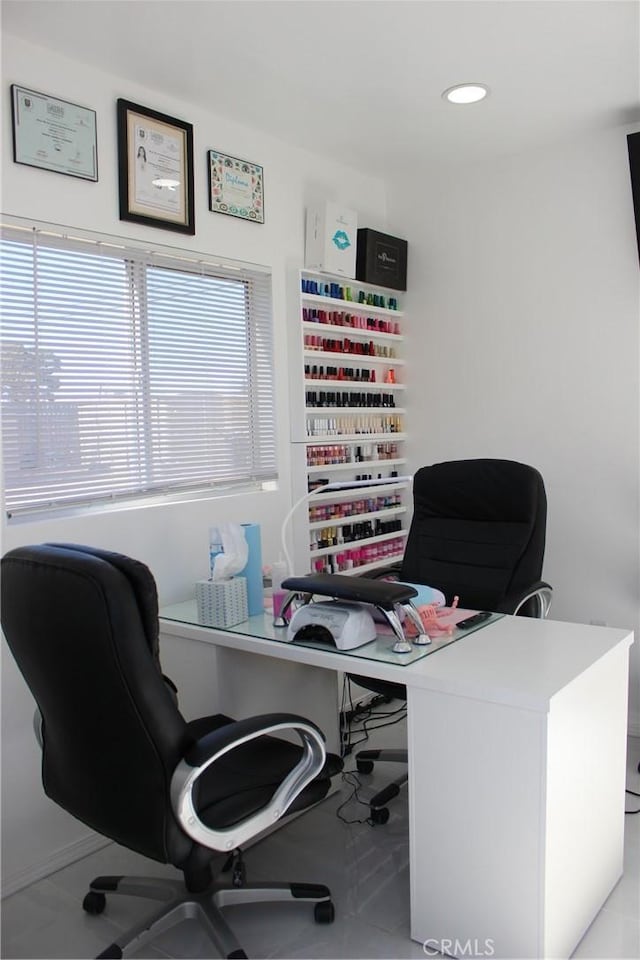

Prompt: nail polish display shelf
[290,267,409,576]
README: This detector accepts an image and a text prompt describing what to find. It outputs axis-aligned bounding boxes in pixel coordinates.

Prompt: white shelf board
[303,350,404,365]
[302,320,403,342]
[304,433,407,444]
[310,529,409,559]
[308,506,406,531]
[301,294,403,319]
[304,378,405,391]
[335,555,404,576]
[301,268,403,297]
[305,480,410,500]
[306,459,406,474]
[305,407,406,416]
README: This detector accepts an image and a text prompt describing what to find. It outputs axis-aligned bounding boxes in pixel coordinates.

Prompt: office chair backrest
[401,459,547,611]
[1,543,193,866]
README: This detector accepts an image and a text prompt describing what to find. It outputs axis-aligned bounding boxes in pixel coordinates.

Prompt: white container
[304,203,358,278]
[195,577,248,628]
[271,560,288,620]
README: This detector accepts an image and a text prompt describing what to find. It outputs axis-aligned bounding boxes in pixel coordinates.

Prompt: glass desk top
[159,600,504,668]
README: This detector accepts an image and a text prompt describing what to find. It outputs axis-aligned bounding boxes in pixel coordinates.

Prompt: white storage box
[195,577,248,628]
[304,203,357,278]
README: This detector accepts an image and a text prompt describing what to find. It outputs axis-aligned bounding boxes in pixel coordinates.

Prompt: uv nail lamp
[278,573,427,654]
[287,601,377,650]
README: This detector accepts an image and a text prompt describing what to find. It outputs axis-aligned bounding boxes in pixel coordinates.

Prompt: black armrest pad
[184,713,324,767]
[497,581,553,616]
[282,572,417,608]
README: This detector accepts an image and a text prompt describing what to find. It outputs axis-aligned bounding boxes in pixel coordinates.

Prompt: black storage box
[356,229,408,291]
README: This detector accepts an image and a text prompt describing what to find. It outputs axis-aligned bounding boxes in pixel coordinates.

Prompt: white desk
[159,607,633,959]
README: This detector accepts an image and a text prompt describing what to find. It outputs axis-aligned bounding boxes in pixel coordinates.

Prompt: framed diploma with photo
[11,84,98,181]
[117,99,195,235]
[208,149,264,223]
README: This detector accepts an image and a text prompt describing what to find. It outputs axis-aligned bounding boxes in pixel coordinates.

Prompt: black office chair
[1,543,342,959]
[350,459,553,823]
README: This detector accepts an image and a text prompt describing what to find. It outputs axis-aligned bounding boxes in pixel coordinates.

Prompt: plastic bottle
[209,526,224,579]
[271,559,288,619]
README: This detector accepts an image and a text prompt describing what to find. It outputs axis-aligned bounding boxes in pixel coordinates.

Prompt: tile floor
[2,726,639,960]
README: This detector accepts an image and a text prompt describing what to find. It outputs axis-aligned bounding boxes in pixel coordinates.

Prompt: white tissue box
[195,577,248,628]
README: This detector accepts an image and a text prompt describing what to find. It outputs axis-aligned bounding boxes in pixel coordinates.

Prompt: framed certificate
[11,84,98,181]
[208,149,264,223]
[117,99,195,235]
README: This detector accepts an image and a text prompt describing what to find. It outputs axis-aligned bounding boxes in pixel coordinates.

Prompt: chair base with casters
[84,866,334,960]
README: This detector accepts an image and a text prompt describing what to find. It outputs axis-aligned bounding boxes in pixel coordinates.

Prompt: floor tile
[1,731,638,960]
[571,907,640,959]
[1,877,124,959]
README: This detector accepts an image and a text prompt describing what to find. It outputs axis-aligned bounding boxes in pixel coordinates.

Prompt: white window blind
[0,224,277,519]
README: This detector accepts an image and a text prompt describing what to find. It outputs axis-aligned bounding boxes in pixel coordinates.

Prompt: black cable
[625,787,640,814]
[345,703,407,754]
[335,770,375,825]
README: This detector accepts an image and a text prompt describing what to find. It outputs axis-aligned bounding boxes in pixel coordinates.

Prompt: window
[0,223,276,519]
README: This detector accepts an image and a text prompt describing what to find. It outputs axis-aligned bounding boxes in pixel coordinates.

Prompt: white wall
[387,128,640,731]
[0,33,388,892]
[3,30,639,900]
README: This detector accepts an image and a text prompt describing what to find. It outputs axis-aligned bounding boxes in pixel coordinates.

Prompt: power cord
[340,676,407,757]
[344,705,407,756]
[625,787,640,814]
[335,770,376,825]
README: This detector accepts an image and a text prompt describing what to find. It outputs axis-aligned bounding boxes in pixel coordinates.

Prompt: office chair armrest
[170,713,327,852]
[498,581,553,618]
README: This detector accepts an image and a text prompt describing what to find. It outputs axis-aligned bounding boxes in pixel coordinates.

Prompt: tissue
[210,522,249,581]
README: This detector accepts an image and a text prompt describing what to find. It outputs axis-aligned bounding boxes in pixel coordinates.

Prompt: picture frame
[117,98,194,234]
[208,149,264,223]
[11,84,98,181]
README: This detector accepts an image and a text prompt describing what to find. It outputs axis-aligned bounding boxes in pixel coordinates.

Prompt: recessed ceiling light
[442,83,489,105]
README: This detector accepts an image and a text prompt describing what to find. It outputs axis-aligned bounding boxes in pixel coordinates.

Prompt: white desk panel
[159,609,633,959]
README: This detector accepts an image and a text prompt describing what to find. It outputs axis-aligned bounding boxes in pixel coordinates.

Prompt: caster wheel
[356,759,374,774]
[83,891,106,915]
[370,806,390,825]
[314,900,335,924]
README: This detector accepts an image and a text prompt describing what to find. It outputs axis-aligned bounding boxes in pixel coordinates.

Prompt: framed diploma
[117,99,195,235]
[208,149,264,223]
[11,84,98,181]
